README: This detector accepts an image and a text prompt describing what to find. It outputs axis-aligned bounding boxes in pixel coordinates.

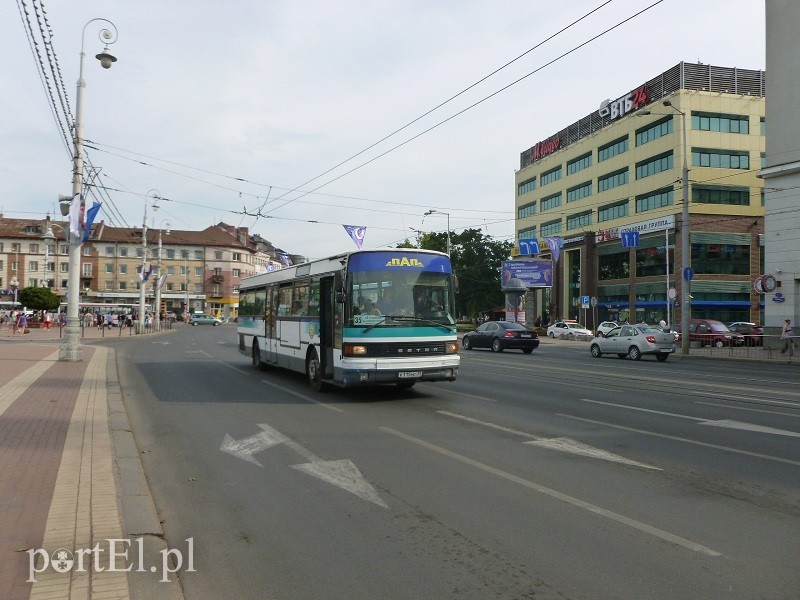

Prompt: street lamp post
[638,100,690,353]
[137,190,161,333]
[10,276,18,308]
[424,210,451,256]
[154,220,171,331]
[60,18,118,361]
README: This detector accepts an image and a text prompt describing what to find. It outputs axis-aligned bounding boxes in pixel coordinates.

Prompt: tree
[400,228,512,319]
[18,287,61,312]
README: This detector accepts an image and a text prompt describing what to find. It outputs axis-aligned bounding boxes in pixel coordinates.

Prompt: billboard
[501,259,552,288]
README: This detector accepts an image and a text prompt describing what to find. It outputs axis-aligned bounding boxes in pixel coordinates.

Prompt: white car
[547,320,594,339]
[596,321,618,336]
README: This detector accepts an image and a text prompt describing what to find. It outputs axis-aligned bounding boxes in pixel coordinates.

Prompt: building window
[692,185,750,205]
[691,111,749,134]
[119,281,127,290]
[166,249,175,259]
[119,247,128,257]
[693,243,750,275]
[119,264,128,275]
[566,181,592,203]
[692,148,749,169]
[636,116,673,146]
[636,188,674,213]
[598,200,629,222]
[167,266,174,275]
[567,210,592,230]
[232,252,241,262]
[194,250,203,260]
[598,251,629,280]
[167,283,174,291]
[540,192,562,212]
[195,267,202,277]
[28,278,38,287]
[105,263,114,274]
[232,269,241,278]
[540,166,562,187]
[181,250,189,259]
[60,263,69,273]
[519,226,536,239]
[760,117,765,135]
[518,201,536,218]
[598,168,628,192]
[215,250,223,260]
[636,151,673,179]
[136,248,143,258]
[232,285,240,294]
[104,281,113,291]
[195,283,203,293]
[213,267,222,276]
[760,152,766,169]
[567,153,592,175]
[11,243,21,252]
[29,243,39,253]
[518,177,536,195]
[598,136,628,162]
[82,264,92,277]
[105,246,114,256]
[540,220,562,237]
[60,244,68,255]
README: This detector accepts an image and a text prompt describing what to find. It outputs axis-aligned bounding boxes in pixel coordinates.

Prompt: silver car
[590,324,675,361]
[188,313,223,326]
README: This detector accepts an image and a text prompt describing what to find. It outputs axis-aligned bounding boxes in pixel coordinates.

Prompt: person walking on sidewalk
[43,311,52,331]
[780,318,795,358]
[15,312,27,336]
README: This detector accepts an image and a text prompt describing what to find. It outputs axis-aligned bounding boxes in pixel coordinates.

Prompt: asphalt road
[108,327,800,600]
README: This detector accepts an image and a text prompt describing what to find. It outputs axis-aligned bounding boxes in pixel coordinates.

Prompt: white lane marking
[256,423,388,508]
[417,384,497,402]
[699,419,800,437]
[580,398,800,436]
[696,401,800,418]
[380,427,719,556]
[524,438,660,470]
[220,426,287,467]
[437,410,658,470]
[558,414,800,467]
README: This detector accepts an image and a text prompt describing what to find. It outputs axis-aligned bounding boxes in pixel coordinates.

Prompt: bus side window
[278,285,292,316]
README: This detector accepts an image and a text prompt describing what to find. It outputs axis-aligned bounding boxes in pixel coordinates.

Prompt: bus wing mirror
[334,270,344,293]
[335,291,347,304]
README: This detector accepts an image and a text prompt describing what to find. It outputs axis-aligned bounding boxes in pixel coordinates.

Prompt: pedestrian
[659,318,667,329]
[16,311,27,336]
[43,311,52,330]
[780,318,795,358]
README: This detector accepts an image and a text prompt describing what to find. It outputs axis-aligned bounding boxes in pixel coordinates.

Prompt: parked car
[547,320,593,339]
[688,319,745,347]
[596,321,618,336]
[188,314,223,326]
[462,321,539,353]
[728,322,764,346]
[590,324,676,361]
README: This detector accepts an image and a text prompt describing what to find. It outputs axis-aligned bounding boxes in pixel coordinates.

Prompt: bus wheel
[252,342,266,371]
[306,350,325,392]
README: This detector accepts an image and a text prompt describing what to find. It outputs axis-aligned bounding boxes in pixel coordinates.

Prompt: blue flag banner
[140,263,154,282]
[544,237,563,263]
[83,201,102,242]
[343,225,367,250]
[277,252,292,266]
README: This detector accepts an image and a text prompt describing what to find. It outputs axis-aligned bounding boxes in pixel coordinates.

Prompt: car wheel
[548,332,554,338]
[192,321,198,326]
[462,337,472,350]
[617,353,627,359]
[656,353,669,362]
[306,349,326,392]
[522,348,533,354]
[396,380,416,389]
[491,338,503,353]
[590,344,602,358]
[628,346,642,361]
[213,321,219,326]
[714,340,724,348]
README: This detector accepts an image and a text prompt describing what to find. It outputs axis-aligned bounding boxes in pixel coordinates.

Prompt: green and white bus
[237,249,460,391]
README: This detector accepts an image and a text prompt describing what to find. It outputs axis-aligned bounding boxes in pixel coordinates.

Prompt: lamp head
[43,227,56,241]
[95,48,117,69]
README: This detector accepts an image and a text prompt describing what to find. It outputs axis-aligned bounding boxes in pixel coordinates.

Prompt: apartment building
[514,62,766,326]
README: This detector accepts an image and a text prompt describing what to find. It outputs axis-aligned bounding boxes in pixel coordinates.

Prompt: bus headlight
[344,344,368,356]
[445,341,459,354]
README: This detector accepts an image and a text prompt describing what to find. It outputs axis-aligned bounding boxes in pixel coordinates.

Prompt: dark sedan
[728,322,764,346]
[461,321,539,353]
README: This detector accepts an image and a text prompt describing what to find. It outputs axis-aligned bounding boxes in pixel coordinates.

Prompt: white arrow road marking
[524,437,660,469]
[699,419,800,437]
[257,423,388,508]
[220,425,287,467]
[381,427,720,556]
[438,410,659,470]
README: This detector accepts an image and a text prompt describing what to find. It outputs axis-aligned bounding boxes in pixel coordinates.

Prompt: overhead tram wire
[258,0,666,217]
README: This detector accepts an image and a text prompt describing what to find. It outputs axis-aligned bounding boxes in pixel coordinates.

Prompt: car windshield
[566,323,585,329]
[709,323,732,332]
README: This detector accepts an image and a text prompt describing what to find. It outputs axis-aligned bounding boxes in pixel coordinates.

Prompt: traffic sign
[581,295,590,309]
[683,266,694,282]
[668,287,677,300]
[590,296,598,307]
[518,238,540,256]
[620,231,640,248]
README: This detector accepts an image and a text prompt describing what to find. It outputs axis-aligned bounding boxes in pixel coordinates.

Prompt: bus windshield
[346,252,455,327]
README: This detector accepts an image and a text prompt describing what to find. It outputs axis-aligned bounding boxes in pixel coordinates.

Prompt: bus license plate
[399,371,422,379]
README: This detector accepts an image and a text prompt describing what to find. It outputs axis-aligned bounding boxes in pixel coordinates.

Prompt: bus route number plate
[398,371,422,379]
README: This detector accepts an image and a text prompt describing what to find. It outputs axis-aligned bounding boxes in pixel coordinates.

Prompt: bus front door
[266,287,278,364]
[320,277,334,378]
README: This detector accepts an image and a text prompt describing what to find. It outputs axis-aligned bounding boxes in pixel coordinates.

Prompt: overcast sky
[2,0,765,259]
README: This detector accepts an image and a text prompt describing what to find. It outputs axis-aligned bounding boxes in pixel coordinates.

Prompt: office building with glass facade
[514,62,765,327]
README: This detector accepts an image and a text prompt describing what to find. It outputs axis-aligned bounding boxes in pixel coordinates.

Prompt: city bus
[237,249,459,391]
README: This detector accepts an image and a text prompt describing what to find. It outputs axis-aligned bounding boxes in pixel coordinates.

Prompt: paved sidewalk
[0,338,183,600]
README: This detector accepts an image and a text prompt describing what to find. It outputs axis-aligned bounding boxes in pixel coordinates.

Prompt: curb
[107,350,185,600]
